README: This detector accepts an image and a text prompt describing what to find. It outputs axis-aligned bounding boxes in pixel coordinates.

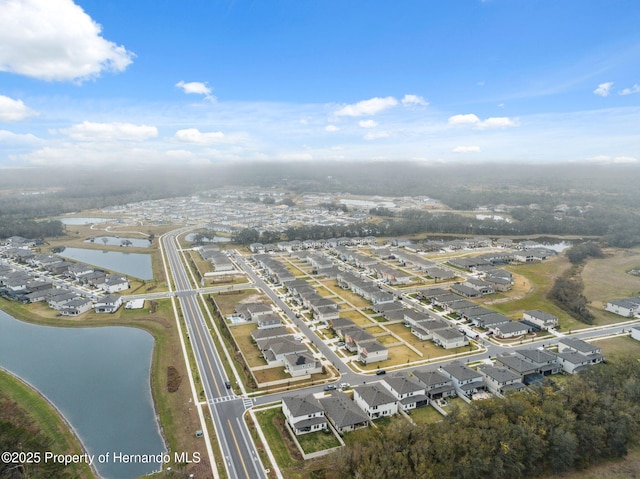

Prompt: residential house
[439,362,486,398]
[94,294,123,313]
[353,383,398,419]
[256,337,308,366]
[282,394,327,435]
[604,298,640,318]
[556,338,604,373]
[477,364,525,396]
[256,313,282,330]
[382,373,429,410]
[319,391,370,434]
[412,369,456,400]
[47,291,78,310]
[432,328,469,349]
[250,326,291,343]
[283,352,323,377]
[490,321,531,338]
[358,340,388,365]
[234,302,272,321]
[522,310,559,330]
[513,349,562,378]
[470,313,512,329]
[60,297,93,316]
[100,275,130,293]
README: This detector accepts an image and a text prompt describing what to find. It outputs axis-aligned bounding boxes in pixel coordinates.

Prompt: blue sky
[1,0,639,167]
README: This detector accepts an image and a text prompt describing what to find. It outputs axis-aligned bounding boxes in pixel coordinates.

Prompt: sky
[1,0,639,168]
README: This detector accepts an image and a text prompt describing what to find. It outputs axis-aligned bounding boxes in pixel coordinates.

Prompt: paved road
[163,237,638,476]
[162,232,266,479]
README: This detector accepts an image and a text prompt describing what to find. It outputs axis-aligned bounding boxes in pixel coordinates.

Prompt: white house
[522,310,559,330]
[94,294,123,313]
[432,328,469,349]
[632,325,640,341]
[439,362,486,397]
[382,374,429,410]
[353,383,398,419]
[358,340,388,365]
[319,392,370,434]
[283,352,323,377]
[282,394,327,435]
[556,338,604,373]
[490,321,531,339]
[100,275,130,293]
[60,297,94,316]
[477,364,525,396]
[605,298,640,318]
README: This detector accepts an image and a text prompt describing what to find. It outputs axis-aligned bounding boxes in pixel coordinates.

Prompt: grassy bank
[0,368,95,479]
[0,297,209,478]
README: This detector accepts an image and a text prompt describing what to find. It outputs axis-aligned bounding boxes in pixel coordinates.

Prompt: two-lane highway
[162,231,266,479]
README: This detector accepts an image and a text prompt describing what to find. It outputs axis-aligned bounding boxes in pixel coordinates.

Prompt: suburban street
[162,231,266,479]
[161,230,639,477]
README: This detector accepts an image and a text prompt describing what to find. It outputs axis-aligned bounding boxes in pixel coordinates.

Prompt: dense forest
[326,359,640,479]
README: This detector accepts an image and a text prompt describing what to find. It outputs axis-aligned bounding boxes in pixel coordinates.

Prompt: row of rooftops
[283,338,604,433]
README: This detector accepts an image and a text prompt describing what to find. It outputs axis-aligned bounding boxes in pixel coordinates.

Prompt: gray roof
[251,326,290,342]
[412,369,452,388]
[440,362,482,381]
[354,383,397,407]
[319,392,370,429]
[492,321,530,334]
[559,337,600,354]
[478,364,522,383]
[383,374,425,395]
[282,394,323,417]
[515,348,557,365]
[433,328,466,341]
[496,354,539,374]
[524,309,558,321]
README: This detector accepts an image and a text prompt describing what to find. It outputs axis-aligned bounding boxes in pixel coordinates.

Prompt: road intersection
[161,229,639,478]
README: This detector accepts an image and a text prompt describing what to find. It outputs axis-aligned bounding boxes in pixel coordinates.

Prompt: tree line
[326,359,640,479]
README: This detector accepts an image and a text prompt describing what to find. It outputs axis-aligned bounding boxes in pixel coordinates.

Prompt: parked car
[323,384,337,391]
[376,369,386,376]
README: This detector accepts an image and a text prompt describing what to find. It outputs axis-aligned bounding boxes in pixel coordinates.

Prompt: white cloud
[453,145,481,153]
[59,121,158,141]
[593,82,613,97]
[175,128,245,144]
[477,117,520,129]
[401,94,428,107]
[619,84,640,96]
[334,96,398,117]
[448,114,518,129]
[175,81,216,101]
[325,124,340,132]
[0,95,37,122]
[358,120,378,128]
[364,130,391,140]
[448,114,481,125]
[0,129,41,144]
[0,0,133,82]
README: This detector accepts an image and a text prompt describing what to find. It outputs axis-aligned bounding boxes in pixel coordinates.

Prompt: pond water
[0,311,166,479]
[85,236,152,248]
[544,241,571,252]
[58,247,153,280]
